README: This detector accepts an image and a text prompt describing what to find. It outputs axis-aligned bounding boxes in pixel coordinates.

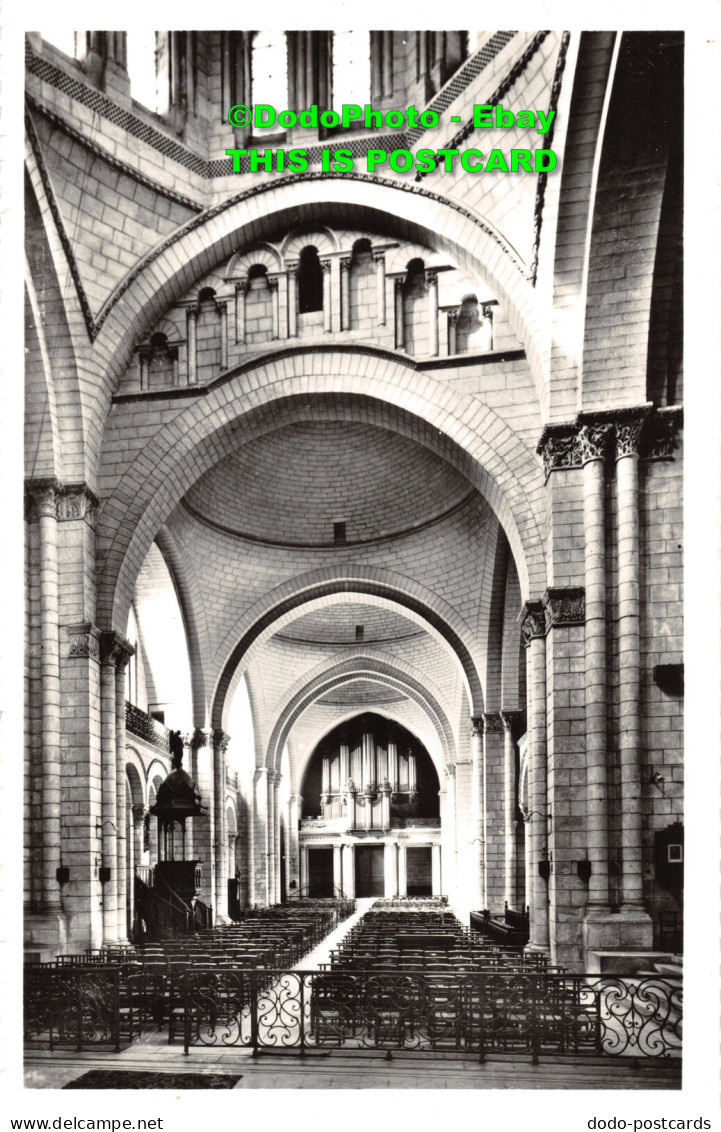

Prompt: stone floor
[25,1036,681,1091]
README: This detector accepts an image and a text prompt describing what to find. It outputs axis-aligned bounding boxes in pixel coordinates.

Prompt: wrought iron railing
[225,768,239,790]
[125,701,170,753]
[178,970,682,1061]
[23,966,681,1062]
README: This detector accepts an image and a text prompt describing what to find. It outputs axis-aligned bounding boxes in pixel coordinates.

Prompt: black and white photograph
[4,2,720,1119]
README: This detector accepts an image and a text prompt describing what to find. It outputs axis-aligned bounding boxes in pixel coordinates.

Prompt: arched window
[252,31,287,133]
[127,30,158,112]
[349,239,374,330]
[247,264,268,287]
[298,246,324,313]
[333,31,371,109]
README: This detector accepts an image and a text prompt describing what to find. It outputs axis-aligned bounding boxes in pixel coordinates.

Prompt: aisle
[291,898,373,970]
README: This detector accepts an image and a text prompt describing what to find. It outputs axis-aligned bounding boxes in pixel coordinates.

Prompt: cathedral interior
[22,29,685,1069]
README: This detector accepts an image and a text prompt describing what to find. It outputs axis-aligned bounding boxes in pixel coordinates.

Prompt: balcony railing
[125,701,170,753]
[226,768,239,790]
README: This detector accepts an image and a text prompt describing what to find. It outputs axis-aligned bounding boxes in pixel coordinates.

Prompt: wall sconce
[96,819,118,838]
[98,866,112,884]
[521,804,551,824]
[538,859,551,881]
[577,859,592,884]
[650,770,666,789]
[56,866,70,885]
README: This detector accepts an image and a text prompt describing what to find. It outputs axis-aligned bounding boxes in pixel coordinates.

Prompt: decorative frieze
[66,621,101,660]
[542,587,585,631]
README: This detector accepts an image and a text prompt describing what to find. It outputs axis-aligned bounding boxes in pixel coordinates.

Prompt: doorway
[406,846,433,896]
[308,847,334,897]
[355,845,385,897]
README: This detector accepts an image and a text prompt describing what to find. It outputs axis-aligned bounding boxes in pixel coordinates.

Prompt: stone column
[431,842,442,895]
[500,711,523,911]
[333,843,343,895]
[397,841,407,896]
[113,637,133,944]
[28,484,63,916]
[287,794,302,895]
[286,264,298,337]
[373,252,386,324]
[615,416,651,922]
[185,304,198,384]
[483,713,506,914]
[193,729,215,909]
[426,270,439,356]
[299,842,309,895]
[385,841,398,896]
[217,301,228,370]
[268,277,280,340]
[469,716,485,909]
[579,424,612,910]
[99,633,121,944]
[138,348,150,391]
[252,766,269,905]
[266,770,277,904]
[394,277,405,349]
[234,280,248,344]
[213,731,230,922]
[340,256,351,331]
[447,308,459,355]
[453,759,473,916]
[441,765,457,901]
[321,260,332,332]
[129,804,145,936]
[342,842,355,898]
[520,602,549,952]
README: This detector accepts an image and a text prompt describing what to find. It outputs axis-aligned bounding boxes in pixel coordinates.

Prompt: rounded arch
[97,370,545,635]
[225,795,238,835]
[125,748,147,806]
[266,652,457,780]
[153,526,209,727]
[146,758,169,793]
[290,702,448,799]
[282,225,337,258]
[85,176,548,469]
[227,243,282,276]
[211,569,485,728]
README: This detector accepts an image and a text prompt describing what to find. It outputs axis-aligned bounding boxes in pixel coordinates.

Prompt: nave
[25,896,681,1083]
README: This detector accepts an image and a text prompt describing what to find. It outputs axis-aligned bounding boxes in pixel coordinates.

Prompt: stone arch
[85,175,548,470]
[292,703,446,801]
[211,569,485,729]
[97,364,545,634]
[385,242,449,275]
[226,243,282,277]
[153,526,210,727]
[267,652,457,780]
[125,748,147,806]
[282,226,337,259]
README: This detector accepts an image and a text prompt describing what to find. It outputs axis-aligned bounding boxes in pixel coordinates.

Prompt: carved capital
[542,586,585,631]
[24,478,60,521]
[519,600,545,645]
[285,261,299,279]
[640,408,682,459]
[372,251,385,265]
[267,275,280,292]
[393,276,405,294]
[191,727,210,750]
[320,259,332,276]
[482,712,505,734]
[424,270,438,289]
[469,715,484,738]
[186,303,199,320]
[213,729,231,754]
[480,301,496,320]
[500,709,525,734]
[57,484,99,525]
[615,418,646,459]
[25,479,98,525]
[235,279,249,296]
[100,630,135,670]
[131,802,147,823]
[577,423,612,466]
[447,307,461,326]
[340,256,351,273]
[536,426,579,481]
[444,764,456,780]
[66,621,101,661]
